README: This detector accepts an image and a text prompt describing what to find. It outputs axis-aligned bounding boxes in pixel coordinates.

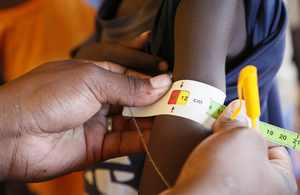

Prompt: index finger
[91,61,151,78]
[76,42,168,72]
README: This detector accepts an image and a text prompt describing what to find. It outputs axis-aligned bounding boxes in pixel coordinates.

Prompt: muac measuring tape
[208,65,300,152]
[124,65,300,152]
[207,99,300,151]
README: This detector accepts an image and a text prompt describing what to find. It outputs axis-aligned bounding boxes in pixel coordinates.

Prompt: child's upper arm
[139,0,248,194]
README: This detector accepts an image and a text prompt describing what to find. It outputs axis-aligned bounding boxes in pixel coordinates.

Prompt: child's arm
[161,100,297,195]
[139,0,248,194]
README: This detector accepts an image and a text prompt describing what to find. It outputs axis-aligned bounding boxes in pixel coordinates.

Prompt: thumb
[213,100,250,133]
[93,69,172,107]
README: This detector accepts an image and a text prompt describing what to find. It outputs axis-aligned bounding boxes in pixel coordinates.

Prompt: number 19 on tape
[207,99,300,151]
[260,123,300,150]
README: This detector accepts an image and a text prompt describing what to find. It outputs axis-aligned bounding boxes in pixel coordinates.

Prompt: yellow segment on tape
[177,91,190,105]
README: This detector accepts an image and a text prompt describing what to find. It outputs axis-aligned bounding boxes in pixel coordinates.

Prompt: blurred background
[0,0,300,194]
[280,0,300,193]
[0,0,99,194]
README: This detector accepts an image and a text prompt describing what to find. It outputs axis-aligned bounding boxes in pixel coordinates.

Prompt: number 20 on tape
[168,90,190,105]
[207,99,300,152]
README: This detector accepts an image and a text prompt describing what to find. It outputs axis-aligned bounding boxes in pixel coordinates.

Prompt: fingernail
[158,61,168,72]
[229,100,241,113]
[150,74,172,88]
[229,100,249,125]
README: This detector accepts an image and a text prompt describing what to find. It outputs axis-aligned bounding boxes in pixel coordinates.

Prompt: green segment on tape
[206,99,300,151]
[206,101,226,120]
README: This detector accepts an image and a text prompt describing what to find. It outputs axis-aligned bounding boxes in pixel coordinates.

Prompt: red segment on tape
[168,90,180,104]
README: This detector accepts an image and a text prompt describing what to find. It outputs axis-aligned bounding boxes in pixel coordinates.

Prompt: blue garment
[86,1,287,194]
[146,0,287,128]
[83,0,102,10]
[228,0,287,127]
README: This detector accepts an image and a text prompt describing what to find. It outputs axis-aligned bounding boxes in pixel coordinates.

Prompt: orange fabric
[0,0,96,82]
[0,0,96,194]
[27,172,85,195]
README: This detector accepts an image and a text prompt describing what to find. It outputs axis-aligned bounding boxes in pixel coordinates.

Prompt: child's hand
[161,100,297,195]
[76,31,170,138]
[75,31,168,73]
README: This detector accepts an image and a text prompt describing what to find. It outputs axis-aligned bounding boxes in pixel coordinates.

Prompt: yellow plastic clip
[231,65,261,130]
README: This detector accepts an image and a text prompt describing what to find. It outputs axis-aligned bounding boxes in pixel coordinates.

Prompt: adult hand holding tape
[160,100,297,195]
[123,80,226,129]
[0,59,172,182]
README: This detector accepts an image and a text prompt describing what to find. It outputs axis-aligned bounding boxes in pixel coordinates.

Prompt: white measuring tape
[124,79,300,152]
[124,79,300,190]
[123,80,226,129]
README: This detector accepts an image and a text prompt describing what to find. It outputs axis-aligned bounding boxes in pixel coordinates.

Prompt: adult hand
[0,59,171,182]
[76,31,170,140]
[161,100,297,195]
[75,31,168,73]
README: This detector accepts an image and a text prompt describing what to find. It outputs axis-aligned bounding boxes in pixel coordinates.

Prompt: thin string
[128,108,171,189]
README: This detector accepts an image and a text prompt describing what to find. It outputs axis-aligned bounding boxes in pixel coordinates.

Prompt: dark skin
[161,100,297,195]
[0,1,32,194]
[0,59,171,182]
[76,0,248,193]
[75,31,168,74]
[0,5,165,195]
[138,0,248,194]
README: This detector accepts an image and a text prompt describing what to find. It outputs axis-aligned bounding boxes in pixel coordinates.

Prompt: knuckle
[77,61,98,70]
[74,62,107,98]
[124,76,145,106]
[127,76,143,93]
[76,62,102,78]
